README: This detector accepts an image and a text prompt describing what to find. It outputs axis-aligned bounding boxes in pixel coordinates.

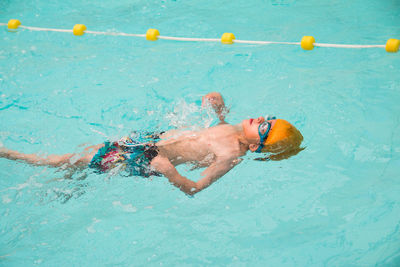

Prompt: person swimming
[0,92,303,195]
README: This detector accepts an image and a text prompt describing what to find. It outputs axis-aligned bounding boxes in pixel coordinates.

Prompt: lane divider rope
[2,20,399,52]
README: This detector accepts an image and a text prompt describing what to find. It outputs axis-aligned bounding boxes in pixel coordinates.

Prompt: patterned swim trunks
[89,131,162,177]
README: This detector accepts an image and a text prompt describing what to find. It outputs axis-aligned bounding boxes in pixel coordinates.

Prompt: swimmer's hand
[202,92,227,123]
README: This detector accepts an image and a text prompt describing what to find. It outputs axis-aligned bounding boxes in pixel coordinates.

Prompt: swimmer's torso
[156,123,246,167]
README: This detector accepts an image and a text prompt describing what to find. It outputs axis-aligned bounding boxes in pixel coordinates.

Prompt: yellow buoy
[221,33,235,44]
[301,36,316,50]
[8,19,21,30]
[146,29,160,41]
[73,24,87,36]
[385,39,400,53]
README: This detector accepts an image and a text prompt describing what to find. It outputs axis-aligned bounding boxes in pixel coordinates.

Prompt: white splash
[112,201,137,213]
[2,195,12,204]
[164,99,216,130]
[87,217,101,233]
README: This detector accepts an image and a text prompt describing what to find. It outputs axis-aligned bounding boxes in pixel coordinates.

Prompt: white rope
[158,36,220,42]
[20,25,72,33]
[314,43,385,48]
[85,30,145,37]
[1,23,389,49]
[234,40,300,45]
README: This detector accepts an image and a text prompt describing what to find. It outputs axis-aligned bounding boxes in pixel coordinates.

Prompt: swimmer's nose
[257,116,264,123]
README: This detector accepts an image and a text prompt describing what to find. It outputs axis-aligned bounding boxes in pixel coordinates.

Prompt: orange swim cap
[261,119,303,154]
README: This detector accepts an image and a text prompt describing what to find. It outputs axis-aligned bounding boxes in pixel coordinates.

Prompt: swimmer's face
[242,117,275,152]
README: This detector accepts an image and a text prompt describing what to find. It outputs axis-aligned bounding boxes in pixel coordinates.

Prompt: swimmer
[0,92,303,195]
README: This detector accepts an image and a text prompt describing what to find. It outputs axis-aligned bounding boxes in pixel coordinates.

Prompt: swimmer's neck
[233,123,253,150]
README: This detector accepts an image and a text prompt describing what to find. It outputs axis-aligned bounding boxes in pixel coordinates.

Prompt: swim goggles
[255,121,271,153]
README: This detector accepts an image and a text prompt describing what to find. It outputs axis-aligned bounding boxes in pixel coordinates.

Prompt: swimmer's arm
[151,155,239,195]
[196,157,241,192]
[202,92,228,124]
[151,156,197,195]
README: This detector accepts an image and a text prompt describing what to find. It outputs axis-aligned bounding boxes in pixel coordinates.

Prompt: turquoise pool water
[1,0,400,266]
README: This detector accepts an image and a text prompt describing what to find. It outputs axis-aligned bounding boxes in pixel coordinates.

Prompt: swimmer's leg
[0,144,104,169]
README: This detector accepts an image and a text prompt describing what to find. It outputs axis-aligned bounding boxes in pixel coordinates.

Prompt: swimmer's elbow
[182,183,203,196]
[185,184,201,196]
[186,189,198,196]
[187,181,210,196]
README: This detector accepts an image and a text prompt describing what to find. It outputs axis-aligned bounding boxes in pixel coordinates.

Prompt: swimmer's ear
[249,144,259,152]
